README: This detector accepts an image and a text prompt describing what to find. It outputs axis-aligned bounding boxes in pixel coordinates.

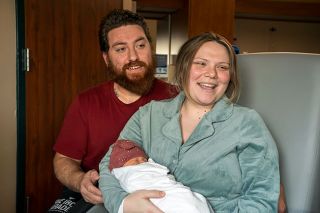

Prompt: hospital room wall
[235,18,320,54]
[0,0,17,212]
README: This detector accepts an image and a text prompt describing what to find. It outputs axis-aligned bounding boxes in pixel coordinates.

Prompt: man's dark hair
[99,9,152,52]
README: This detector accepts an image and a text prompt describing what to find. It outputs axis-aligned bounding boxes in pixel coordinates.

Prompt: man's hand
[79,169,103,204]
[53,153,103,204]
[123,190,165,213]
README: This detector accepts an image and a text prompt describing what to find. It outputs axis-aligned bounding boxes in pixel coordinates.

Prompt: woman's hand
[123,190,165,213]
[278,184,287,213]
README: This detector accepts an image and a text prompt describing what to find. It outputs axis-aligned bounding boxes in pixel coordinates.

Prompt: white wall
[0,0,17,212]
[235,18,320,54]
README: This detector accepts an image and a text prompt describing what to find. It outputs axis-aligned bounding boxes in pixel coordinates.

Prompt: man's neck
[113,82,141,104]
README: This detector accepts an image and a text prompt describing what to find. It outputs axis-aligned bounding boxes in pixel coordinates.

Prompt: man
[49,9,177,212]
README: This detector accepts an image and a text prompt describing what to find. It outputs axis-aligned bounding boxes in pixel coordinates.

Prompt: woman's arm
[99,106,165,213]
[278,183,287,213]
[99,144,128,212]
[236,110,280,212]
[100,157,164,213]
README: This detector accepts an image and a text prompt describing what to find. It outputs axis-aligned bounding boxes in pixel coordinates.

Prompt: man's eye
[136,43,146,49]
[115,47,126,53]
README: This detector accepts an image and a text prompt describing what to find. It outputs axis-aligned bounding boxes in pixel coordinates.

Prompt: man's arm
[53,152,103,204]
[53,153,83,192]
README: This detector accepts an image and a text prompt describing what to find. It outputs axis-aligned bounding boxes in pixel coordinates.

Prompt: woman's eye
[216,65,230,71]
[193,61,206,66]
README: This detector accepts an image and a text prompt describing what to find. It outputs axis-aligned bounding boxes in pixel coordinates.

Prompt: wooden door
[188,0,235,42]
[23,0,122,212]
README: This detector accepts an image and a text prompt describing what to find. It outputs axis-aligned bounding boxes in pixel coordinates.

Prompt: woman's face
[187,41,230,107]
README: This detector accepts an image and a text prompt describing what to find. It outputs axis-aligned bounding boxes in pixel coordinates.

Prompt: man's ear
[102,52,109,66]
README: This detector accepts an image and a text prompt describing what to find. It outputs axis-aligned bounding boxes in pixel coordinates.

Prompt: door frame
[15,0,26,212]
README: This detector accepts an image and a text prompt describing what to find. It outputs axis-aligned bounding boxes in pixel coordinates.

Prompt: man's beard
[107,57,156,95]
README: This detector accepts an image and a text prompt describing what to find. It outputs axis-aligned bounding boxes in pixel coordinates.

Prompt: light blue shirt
[99,92,280,213]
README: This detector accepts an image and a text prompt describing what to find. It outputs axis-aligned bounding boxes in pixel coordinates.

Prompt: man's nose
[128,47,138,61]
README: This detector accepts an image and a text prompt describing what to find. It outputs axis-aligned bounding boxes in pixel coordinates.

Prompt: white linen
[112,158,214,213]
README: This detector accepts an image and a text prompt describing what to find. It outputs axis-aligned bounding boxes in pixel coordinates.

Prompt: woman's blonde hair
[174,32,239,103]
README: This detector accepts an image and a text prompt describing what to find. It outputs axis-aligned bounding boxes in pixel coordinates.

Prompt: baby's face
[123,156,147,167]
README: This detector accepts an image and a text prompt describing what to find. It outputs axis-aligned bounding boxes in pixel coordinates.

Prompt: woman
[99,32,280,212]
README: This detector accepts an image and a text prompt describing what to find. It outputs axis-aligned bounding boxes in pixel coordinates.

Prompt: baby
[108,139,214,213]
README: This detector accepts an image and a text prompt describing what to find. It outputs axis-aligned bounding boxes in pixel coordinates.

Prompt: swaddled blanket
[112,158,214,213]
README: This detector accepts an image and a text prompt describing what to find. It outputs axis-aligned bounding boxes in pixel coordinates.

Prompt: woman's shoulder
[232,103,264,123]
[137,92,182,117]
[233,103,259,115]
[144,92,181,108]
[138,98,175,115]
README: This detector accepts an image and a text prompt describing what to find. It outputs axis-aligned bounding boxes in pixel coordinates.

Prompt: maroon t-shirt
[54,79,177,171]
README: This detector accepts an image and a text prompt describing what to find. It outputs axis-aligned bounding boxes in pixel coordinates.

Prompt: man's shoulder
[153,78,175,89]
[80,81,112,95]
[76,81,112,100]
[149,79,178,99]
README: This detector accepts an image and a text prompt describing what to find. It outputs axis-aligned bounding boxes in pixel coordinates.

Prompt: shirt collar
[163,91,234,123]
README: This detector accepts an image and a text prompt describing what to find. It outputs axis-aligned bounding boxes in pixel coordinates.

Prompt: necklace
[197,109,208,120]
[114,86,120,98]
[181,100,211,121]
[114,84,140,104]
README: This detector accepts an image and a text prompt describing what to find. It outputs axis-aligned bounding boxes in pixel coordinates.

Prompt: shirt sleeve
[99,108,144,212]
[99,142,128,212]
[117,200,124,213]
[236,110,280,212]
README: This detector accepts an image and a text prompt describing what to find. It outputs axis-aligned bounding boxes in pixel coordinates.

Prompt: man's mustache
[122,61,147,71]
